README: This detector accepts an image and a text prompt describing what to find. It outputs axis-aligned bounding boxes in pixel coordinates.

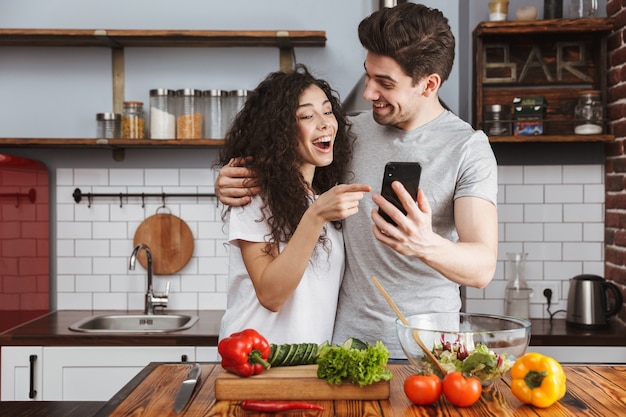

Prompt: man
[216,3,498,357]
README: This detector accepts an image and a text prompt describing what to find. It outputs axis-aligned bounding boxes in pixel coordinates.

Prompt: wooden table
[93,362,626,416]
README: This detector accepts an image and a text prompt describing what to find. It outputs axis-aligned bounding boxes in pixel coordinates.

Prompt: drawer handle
[29,354,37,399]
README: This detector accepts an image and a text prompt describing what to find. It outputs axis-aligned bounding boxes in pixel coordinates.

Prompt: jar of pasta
[122,101,145,139]
[175,89,203,139]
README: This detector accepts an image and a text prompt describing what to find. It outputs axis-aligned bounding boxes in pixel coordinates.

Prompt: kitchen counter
[103,362,626,416]
[1,310,625,348]
[0,310,224,346]
[529,318,626,346]
[2,363,624,416]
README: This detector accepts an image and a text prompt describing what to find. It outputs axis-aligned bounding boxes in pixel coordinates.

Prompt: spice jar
[574,90,603,135]
[203,89,224,139]
[176,89,203,139]
[96,113,121,139]
[483,104,511,136]
[122,101,145,139]
[149,89,175,140]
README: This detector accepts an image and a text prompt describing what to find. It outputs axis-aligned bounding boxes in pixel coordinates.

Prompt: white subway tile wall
[56,164,605,319]
[466,164,605,319]
[56,167,228,311]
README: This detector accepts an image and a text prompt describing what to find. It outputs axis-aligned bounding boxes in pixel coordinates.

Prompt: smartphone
[378,162,422,226]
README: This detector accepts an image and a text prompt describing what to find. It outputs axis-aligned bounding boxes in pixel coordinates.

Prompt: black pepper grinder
[544,0,563,19]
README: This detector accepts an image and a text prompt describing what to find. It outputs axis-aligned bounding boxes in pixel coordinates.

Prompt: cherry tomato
[442,372,482,407]
[403,373,443,405]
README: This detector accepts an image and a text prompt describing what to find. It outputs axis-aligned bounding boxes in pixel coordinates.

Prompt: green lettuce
[316,339,393,387]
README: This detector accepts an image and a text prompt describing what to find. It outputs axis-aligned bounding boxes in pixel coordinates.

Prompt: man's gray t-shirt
[332,110,498,358]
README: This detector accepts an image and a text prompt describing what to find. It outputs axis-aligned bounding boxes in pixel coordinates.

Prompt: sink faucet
[129,243,169,314]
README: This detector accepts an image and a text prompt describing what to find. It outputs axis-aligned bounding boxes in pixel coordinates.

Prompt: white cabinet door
[42,346,195,401]
[1,346,43,401]
[195,346,218,362]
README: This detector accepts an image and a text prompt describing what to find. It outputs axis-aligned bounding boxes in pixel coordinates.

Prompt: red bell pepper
[218,329,271,377]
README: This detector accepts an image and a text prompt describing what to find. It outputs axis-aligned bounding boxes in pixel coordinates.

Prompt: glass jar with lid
[176,89,203,139]
[203,89,224,139]
[224,89,250,134]
[96,113,121,139]
[569,0,597,18]
[149,89,175,140]
[483,104,511,136]
[574,90,603,135]
[122,101,145,139]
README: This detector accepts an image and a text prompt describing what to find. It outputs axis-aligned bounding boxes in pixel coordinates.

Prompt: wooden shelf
[0,28,326,153]
[0,28,326,113]
[0,138,225,148]
[473,18,614,36]
[488,134,614,143]
[0,29,326,48]
[473,18,614,144]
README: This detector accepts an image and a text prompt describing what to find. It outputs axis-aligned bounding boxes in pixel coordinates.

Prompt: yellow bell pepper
[510,352,566,408]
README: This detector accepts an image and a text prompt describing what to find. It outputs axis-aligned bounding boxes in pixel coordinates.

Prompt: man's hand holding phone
[377,162,421,226]
[371,162,438,256]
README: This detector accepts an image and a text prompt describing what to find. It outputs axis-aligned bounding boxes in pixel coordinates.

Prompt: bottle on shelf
[569,0,597,18]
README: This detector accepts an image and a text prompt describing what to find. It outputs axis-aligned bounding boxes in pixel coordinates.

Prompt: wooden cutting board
[133,212,194,275]
[214,364,390,400]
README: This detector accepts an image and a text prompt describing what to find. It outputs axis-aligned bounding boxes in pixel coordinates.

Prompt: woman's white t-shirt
[219,195,344,345]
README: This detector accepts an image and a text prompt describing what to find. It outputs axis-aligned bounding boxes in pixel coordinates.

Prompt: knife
[173,363,202,413]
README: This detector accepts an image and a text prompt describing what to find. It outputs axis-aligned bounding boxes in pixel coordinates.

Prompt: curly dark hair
[217,64,355,254]
[358,3,455,85]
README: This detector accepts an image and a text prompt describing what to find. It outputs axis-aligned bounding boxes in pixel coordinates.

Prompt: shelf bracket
[277,31,294,72]
[111,47,125,115]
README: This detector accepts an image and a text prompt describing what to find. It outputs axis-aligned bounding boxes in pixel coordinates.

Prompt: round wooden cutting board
[133,212,194,275]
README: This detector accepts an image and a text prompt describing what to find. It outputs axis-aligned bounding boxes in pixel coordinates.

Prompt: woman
[217,64,370,344]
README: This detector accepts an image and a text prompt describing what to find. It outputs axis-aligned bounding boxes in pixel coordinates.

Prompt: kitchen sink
[68,313,199,333]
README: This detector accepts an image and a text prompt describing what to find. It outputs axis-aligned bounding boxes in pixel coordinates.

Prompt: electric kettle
[566,274,623,329]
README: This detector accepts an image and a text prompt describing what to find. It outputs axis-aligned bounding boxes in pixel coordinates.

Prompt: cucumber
[290,343,307,364]
[302,343,318,364]
[342,337,368,350]
[269,344,290,366]
[268,344,279,364]
[268,342,320,367]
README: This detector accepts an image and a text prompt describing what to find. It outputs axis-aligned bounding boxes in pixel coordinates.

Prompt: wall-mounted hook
[161,193,166,209]
[141,193,145,208]
[88,194,92,208]
[119,193,123,208]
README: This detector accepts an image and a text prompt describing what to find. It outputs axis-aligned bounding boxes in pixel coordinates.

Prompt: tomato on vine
[404,373,442,405]
[442,371,482,407]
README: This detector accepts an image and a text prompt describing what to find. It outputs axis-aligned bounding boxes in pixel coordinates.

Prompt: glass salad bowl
[396,312,531,386]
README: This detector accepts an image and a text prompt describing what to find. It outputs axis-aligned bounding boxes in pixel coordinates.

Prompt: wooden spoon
[372,276,447,376]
